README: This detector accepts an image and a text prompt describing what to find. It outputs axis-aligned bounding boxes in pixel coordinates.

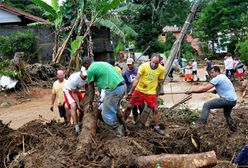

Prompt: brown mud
[0,105,247,168]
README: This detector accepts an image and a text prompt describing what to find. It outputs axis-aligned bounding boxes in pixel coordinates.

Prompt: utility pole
[136,2,201,127]
[163,2,201,84]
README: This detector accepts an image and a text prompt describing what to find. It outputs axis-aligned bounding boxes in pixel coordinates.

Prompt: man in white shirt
[224,54,234,79]
[192,59,200,81]
[63,67,87,135]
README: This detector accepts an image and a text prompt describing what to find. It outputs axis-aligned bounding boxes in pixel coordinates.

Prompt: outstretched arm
[185,83,214,94]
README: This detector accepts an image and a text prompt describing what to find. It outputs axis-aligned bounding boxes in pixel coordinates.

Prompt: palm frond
[96,18,125,40]
[109,17,137,37]
[32,0,57,20]
[113,3,143,13]
[51,0,59,13]
[101,0,125,14]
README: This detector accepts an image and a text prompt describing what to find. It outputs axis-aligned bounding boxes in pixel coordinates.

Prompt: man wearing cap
[82,57,126,138]
[63,66,87,135]
[123,58,142,122]
[50,70,69,123]
[124,54,165,135]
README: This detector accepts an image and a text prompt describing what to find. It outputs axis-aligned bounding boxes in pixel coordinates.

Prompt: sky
[42,0,64,5]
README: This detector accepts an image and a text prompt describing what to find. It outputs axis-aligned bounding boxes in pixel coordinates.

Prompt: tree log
[135,151,217,168]
[77,93,97,150]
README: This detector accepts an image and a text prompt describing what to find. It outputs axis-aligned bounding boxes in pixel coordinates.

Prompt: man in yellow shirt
[50,70,69,124]
[124,54,165,135]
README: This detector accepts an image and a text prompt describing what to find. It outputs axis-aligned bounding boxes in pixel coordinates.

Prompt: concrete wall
[0,25,54,63]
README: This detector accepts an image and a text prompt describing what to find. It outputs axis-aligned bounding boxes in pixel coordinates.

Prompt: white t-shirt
[233,60,238,69]
[225,57,233,70]
[192,61,197,71]
[185,66,192,74]
[98,89,106,110]
[64,72,86,91]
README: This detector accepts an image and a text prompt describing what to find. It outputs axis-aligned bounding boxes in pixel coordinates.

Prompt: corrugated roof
[0,2,50,24]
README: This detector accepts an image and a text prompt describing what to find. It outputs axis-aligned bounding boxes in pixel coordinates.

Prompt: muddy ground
[0,103,247,167]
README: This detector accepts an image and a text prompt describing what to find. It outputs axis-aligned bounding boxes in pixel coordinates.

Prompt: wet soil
[0,105,247,168]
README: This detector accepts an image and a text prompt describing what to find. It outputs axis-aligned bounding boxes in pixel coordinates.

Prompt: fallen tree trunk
[135,151,217,168]
[77,93,97,150]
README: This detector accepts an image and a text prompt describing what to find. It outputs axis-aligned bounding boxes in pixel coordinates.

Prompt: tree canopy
[193,0,248,56]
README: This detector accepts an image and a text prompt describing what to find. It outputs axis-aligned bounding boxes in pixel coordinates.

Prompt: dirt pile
[1,107,247,168]
[7,54,65,91]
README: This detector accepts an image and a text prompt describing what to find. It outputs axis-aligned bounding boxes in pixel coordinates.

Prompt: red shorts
[129,90,158,107]
[64,90,84,109]
[236,70,244,78]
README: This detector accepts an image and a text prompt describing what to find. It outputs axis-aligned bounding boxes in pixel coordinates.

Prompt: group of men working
[51,54,238,138]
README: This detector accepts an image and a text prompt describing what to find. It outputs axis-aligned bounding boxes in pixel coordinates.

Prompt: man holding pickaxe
[124,54,165,135]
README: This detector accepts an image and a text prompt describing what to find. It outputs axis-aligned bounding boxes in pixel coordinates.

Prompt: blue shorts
[102,84,126,127]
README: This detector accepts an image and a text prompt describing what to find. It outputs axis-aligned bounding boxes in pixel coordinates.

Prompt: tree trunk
[53,15,81,63]
[77,93,97,150]
[135,151,217,168]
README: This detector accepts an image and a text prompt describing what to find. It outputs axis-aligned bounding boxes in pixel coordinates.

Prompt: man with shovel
[185,66,237,131]
[124,54,165,135]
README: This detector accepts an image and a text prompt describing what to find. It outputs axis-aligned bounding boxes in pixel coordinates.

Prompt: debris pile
[4,52,65,93]
[1,106,247,168]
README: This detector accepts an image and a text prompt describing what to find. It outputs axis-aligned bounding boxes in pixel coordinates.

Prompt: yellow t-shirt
[52,79,67,105]
[115,66,123,76]
[136,62,165,94]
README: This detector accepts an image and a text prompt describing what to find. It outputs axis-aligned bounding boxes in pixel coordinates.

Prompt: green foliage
[96,18,125,39]
[0,59,21,78]
[177,104,199,124]
[69,36,84,59]
[129,0,190,55]
[114,42,125,53]
[182,42,196,60]
[193,0,248,55]
[1,0,44,17]
[158,0,190,27]
[0,31,39,62]
[236,38,248,65]
[164,32,176,58]
[32,0,59,25]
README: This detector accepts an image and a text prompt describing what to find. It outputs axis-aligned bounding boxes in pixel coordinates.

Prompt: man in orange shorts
[63,66,87,135]
[124,53,165,135]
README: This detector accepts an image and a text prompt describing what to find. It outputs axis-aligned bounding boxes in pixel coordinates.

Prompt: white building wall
[0,9,21,24]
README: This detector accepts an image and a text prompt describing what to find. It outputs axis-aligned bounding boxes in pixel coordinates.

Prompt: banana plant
[32,0,62,57]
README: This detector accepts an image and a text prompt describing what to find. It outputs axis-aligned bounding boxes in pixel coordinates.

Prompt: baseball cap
[81,66,87,76]
[126,58,134,65]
